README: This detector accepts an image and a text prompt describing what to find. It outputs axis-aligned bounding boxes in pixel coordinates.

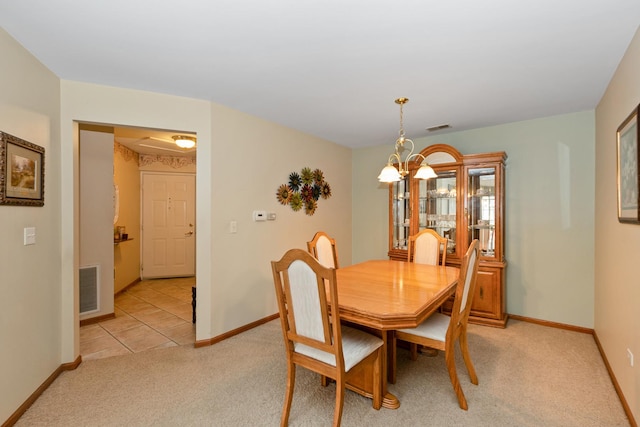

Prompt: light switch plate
[24,227,36,245]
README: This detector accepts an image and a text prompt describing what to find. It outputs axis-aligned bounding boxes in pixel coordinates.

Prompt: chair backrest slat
[408,229,448,266]
[449,239,480,331]
[286,259,325,341]
[316,235,336,269]
[307,231,339,269]
[459,249,477,314]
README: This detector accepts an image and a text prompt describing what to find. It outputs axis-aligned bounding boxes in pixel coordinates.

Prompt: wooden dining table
[334,259,459,409]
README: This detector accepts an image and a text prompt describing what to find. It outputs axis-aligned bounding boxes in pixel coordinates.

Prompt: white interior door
[141,172,196,279]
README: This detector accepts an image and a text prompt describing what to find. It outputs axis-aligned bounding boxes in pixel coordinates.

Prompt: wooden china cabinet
[388,144,507,327]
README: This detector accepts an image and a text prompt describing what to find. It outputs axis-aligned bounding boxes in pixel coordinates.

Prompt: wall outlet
[627,348,634,367]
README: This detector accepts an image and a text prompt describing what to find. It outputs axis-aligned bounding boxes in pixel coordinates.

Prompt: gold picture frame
[616,105,639,223]
[0,131,45,206]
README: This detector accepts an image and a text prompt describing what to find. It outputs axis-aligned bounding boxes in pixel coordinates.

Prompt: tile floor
[80,277,196,361]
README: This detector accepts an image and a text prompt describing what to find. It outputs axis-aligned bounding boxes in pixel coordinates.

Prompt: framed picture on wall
[616,104,640,223]
[0,131,45,207]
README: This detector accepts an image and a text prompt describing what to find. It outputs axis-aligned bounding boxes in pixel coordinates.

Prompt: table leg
[191,286,196,324]
[381,330,400,409]
[387,330,397,385]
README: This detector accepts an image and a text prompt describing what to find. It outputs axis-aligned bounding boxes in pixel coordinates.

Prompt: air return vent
[79,265,100,314]
[426,124,451,132]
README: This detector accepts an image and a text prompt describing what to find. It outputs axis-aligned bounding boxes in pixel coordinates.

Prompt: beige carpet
[15,319,629,426]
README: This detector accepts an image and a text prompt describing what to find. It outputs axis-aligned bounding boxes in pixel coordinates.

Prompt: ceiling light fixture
[172,135,196,149]
[378,98,437,182]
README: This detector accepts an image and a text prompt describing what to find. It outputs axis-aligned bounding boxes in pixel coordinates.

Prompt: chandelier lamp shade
[172,135,197,149]
[377,98,437,182]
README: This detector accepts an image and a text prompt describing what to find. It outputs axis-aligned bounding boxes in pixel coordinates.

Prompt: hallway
[80,277,195,361]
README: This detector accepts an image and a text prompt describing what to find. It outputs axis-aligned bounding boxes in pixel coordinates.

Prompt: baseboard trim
[12,313,634,427]
[508,314,593,334]
[2,355,82,427]
[194,313,279,348]
[115,277,142,297]
[79,312,116,327]
[592,331,637,427]
[509,314,636,426]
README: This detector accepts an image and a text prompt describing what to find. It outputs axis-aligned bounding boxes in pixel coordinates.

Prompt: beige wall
[209,103,353,335]
[58,81,352,354]
[353,110,596,328]
[79,129,115,319]
[595,27,640,421]
[114,143,141,293]
[0,29,62,422]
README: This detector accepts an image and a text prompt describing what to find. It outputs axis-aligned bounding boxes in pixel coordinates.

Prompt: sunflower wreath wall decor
[276,167,332,216]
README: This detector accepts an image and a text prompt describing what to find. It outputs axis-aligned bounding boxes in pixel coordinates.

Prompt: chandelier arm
[401,138,416,174]
[406,152,426,164]
[388,153,401,165]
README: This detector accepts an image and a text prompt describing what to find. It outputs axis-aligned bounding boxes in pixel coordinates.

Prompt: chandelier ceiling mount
[377,97,437,183]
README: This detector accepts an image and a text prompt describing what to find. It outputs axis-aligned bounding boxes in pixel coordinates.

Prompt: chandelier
[377,98,437,182]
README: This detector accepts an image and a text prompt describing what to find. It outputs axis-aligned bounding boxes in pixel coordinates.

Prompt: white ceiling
[1,1,639,150]
[112,127,197,157]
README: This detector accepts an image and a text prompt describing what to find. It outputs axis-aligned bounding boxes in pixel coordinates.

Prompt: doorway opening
[78,123,197,360]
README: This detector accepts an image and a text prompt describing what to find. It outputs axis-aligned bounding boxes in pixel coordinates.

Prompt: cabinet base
[467,313,508,328]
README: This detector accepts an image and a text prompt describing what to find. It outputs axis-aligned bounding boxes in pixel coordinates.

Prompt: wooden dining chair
[307,231,339,269]
[391,239,480,410]
[406,228,448,359]
[306,230,342,378]
[407,228,448,266]
[271,249,383,426]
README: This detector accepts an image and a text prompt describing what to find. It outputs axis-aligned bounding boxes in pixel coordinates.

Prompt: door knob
[185,231,194,236]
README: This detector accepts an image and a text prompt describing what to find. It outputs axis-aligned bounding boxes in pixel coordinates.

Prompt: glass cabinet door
[391,176,411,250]
[467,167,497,258]
[418,169,458,256]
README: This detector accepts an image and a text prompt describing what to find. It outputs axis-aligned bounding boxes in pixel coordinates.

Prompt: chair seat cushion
[398,312,450,342]
[295,325,383,372]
